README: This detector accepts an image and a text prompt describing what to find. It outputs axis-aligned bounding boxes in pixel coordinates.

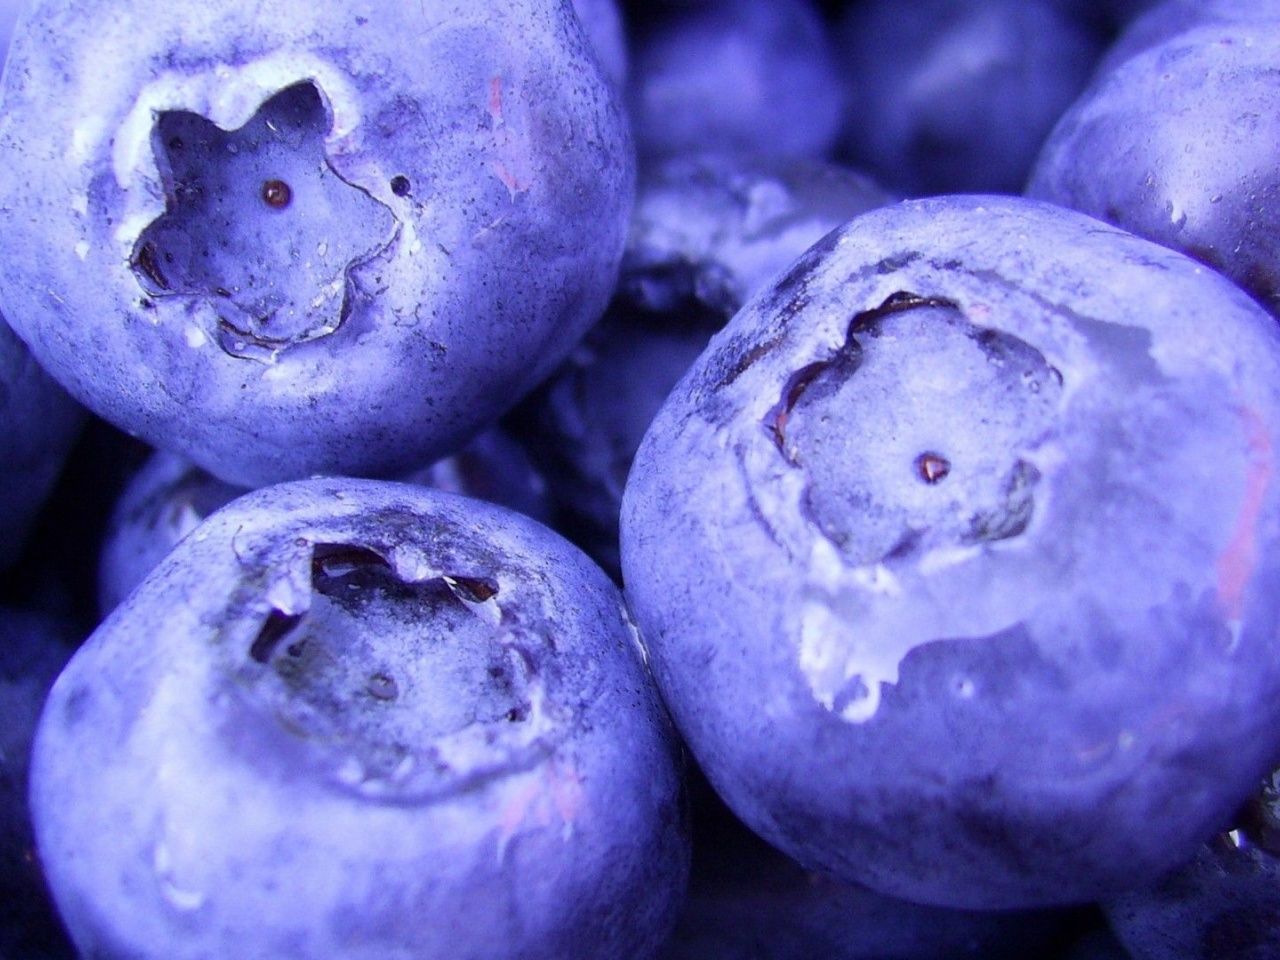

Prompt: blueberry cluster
[4,1,1280,958]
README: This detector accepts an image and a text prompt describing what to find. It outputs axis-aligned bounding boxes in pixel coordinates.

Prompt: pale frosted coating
[621,194,1280,908]
[0,0,633,487]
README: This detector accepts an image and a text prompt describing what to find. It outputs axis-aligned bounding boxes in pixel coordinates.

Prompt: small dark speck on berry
[916,452,951,484]
[261,179,292,209]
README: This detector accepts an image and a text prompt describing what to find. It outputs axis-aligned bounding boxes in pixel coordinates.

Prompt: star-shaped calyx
[132,82,396,357]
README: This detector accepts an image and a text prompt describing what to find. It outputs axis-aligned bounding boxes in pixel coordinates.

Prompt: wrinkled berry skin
[0,0,633,487]
[0,317,84,569]
[1028,21,1280,317]
[32,478,688,960]
[97,429,550,615]
[622,194,1280,910]
[519,153,891,575]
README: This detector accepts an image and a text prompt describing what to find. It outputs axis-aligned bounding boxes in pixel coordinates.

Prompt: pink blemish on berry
[488,75,505,125]
[484,75,533,199]
[494,760,585,861]
[1216,405,1273,623]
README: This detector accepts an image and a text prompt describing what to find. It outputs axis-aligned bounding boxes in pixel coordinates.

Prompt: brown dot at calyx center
[916,452,951,484]
[262,178,292,209]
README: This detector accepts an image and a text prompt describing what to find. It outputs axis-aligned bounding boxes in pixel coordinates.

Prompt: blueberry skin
[33,478,688,959]
[836,0,1101,197]
[518,153,892,576]
[0,316,85,570]
[1106,839,1280,960]
[97,428,551,615]
[621,194,1280,909]
[1089,0,1280,77]
[0,0,633,488]
[627,0,843,161]
[571,0,628,89]
[1028,22,1280,318]
[1104,771,1280,960]
[663,787,1078,960]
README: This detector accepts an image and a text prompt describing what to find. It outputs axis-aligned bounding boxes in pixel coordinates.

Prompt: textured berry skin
[0,0,633,487]
[621,194,1280,910]
[32,478,688,960]
[1028,20,1280,317]
[1101,763,1280,960]
[96,428,550,615]
[519,153,892,575]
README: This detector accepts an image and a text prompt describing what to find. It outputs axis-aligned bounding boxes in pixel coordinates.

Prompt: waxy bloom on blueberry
[0,0,634,487]
[622,194,1280,910]
[32,478,688,960]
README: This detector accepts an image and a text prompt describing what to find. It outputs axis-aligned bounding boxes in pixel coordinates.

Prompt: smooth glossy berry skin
[0,0,633,487]
[1028,20,1280,317]
[33,478,688,960]
[621,194,1280,910]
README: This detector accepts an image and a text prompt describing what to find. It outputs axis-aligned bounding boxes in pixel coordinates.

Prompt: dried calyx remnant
[765,291,1064,566]
[131,82,397,359]
[243,541,557,796]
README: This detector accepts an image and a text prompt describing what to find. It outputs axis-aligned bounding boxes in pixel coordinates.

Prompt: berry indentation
[130,82,396,358]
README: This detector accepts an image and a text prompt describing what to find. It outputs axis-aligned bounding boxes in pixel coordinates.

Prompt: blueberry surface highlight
[621,194,1280,910]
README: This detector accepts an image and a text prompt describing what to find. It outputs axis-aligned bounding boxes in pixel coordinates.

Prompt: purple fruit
[518,152,892,576]
[1105,769,1280,960]
[0,605,78,960]
[1028,19,1280,317]
[33,478,688,959]
[0,0,633,487]
[627,0,842,161]
[621,194,1280,910]
[835,0,1101,196]
[98,428,551,615]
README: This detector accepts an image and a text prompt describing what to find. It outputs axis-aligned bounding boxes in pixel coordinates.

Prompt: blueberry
[0,317,85,570]
[571,0,629,89]
[1028,20,1280,317]
[627,0,843,160]
[1104,768,1280,960]
[0,0,634,487]
[663,780,1080,960]
[1088,0,1280,76]
[33,478,688,959]
[516,152,892,575]
[835,0,1102,196]
[97,428,551,614]
[621,194,1280,909]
